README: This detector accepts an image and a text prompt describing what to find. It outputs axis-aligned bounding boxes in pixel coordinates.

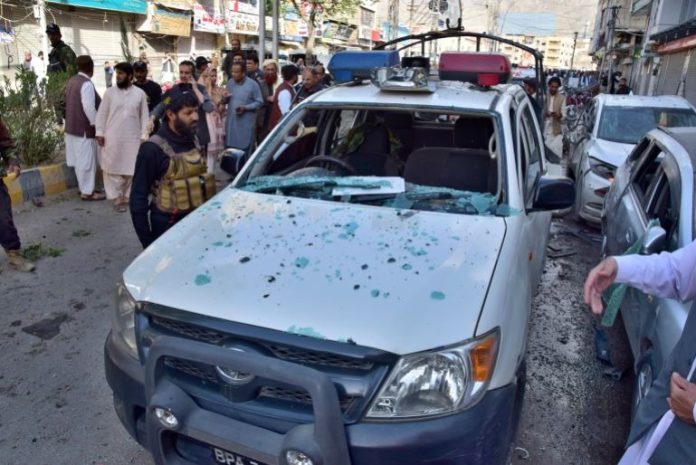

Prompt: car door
[515,100,551,286]
[570,97,597,174]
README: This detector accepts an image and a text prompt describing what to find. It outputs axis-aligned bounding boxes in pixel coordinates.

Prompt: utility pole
[606,4,620,93]
[272,0,279,61]
[36,0,49,67]
[570,31,578,71]
[257,0,266,63]
[389,0,399,42]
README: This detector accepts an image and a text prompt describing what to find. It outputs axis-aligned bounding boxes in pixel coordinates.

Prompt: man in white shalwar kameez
[64,55,105,201]
[95,62,149,212]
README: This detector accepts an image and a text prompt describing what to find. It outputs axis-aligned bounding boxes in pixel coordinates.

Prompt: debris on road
[21,313,72,340]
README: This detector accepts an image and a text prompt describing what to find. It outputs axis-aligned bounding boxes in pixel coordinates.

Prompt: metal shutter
[177,31,215,58]
[683,48,696,105]
[56,10,132,63]
[659,51,687,96]
[0,4,43,69]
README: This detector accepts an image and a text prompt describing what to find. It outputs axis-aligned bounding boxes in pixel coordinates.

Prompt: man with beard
[95,62,149,212]
[133,60,162,113]
[130,85,216,248]
[222,38,242,80]
[64,55,105,201]
[254,59,279,142]
[225,62,263,158]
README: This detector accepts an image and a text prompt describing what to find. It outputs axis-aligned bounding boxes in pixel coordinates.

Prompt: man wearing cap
[133,60,162,114]
[64,55,105,201]
[96,62,149,213]
[225,62,263,158]
[46,23,76,75]
[130,85,215,248]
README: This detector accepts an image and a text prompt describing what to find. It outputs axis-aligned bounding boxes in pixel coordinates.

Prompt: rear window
[597,106,696,144]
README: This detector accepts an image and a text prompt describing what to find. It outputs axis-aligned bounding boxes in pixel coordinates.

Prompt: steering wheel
[304,156,356,175]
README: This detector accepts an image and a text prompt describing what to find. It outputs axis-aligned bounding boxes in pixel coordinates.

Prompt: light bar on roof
[439,52,512,87]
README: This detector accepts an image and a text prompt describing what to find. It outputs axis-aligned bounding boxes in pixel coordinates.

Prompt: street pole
[457,0,462,51]
[258,0,266,62]
[606,5,620,93]
[570,31,578,71]
[272,0,279,61]
[37,0,49,66]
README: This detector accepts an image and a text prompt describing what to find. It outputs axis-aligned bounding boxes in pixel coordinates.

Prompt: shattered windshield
[241,175,515,216]
[239,106,508,216]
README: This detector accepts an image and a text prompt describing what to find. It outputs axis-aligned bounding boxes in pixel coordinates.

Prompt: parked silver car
[570,95,696,225]
[602,127,696,413]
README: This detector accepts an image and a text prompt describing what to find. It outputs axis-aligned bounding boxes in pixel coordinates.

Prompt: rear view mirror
[641,225,666,255]
[531,176,575,211]
[219,148,247,178]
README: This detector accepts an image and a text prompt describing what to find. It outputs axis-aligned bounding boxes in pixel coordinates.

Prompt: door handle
[625,231,634,244]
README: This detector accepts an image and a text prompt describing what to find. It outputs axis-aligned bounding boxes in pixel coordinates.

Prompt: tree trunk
[305,9,317,65]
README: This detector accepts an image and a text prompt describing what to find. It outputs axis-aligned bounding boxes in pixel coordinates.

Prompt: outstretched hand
[583,257,618,315]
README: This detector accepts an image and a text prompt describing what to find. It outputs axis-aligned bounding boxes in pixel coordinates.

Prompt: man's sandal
[81,192,106,201]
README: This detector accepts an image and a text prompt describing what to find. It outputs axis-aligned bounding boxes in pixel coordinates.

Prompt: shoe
[81,191,106,201]
[7,249,35,272]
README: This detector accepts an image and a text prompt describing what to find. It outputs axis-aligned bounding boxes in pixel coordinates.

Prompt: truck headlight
[589,157,615,182]
[113,279,138,358]
[366,330,498,419]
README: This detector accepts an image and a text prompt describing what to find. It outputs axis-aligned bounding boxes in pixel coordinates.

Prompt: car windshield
[597,106,696,144]
[237,107,512,216]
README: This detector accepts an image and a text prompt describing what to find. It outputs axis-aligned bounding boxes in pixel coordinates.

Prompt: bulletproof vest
[150,135,216,213]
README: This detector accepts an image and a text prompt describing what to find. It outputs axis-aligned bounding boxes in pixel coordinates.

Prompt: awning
[651,17,696,44]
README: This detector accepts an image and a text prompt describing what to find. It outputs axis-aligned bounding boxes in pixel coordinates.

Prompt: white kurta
[65,76,99,195]
[95,85,149,176]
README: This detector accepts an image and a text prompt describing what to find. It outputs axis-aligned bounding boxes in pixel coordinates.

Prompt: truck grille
[152,316,373,370]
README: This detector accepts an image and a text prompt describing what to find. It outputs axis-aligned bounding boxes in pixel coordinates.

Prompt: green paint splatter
[195,274,211,286]
[287,325,325,339]
[406,246,428,257]
[295,257,310,269]
[371,289,380,298]
[430,291,446,300]
[339,221,359,239]
[212,241,224,246]
[401,263,413,271]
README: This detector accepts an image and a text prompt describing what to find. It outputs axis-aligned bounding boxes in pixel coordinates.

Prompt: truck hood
[588,137,635,167]
[124,189,506,355]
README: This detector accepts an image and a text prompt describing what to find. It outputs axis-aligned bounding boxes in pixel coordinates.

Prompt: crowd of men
[47,24,333,246]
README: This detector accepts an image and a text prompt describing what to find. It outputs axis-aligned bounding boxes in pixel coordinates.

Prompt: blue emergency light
[328,51,400,83]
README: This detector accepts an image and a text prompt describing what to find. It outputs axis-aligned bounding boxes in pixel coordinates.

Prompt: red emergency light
[439,52,512,87]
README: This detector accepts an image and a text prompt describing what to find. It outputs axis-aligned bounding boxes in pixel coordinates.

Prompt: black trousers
[0,179,20,251]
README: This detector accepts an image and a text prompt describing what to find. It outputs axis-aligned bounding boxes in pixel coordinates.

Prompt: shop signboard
[48,0,147,14]
[139,5,192,37]
[155,0,194,10]
[225,11,259,35]
[228,0,259,15]
[193,0,224,33]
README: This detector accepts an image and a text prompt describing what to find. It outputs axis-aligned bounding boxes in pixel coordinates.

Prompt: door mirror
[640,225,666,255]
[530,176,575,211]
[220,148,247,177]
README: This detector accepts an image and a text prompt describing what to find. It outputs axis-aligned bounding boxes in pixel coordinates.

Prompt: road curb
[3,163,78,204]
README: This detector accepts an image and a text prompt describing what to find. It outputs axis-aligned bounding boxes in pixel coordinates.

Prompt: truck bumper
[105,332,523,465]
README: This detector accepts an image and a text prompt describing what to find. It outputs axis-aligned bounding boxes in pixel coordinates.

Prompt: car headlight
[113,279,138,358]
[366,330,499,419]
[589,157,615,181]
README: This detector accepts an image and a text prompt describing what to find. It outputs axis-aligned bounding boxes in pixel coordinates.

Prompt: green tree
[289,0,362,63]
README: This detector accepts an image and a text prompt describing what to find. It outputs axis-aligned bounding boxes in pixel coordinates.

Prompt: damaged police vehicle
[105,33,574,465]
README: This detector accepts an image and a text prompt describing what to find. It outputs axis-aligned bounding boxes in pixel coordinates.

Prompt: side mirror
[219,148,247,177]
[531,176,575,211]
[640,225,666,255]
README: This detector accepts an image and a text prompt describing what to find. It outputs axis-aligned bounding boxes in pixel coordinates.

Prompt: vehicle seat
[342,115,406,176]
[403,147,497,194]
[453,116,494,149]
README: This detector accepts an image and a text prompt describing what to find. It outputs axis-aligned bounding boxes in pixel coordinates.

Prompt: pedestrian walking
[104,61,114,88]
[95,62,149,213]
[0,117,35,273]
[267,64,298,132]
[224,62,263,159]
[130,85,216,248]
[584,244,696,465]
[64,55,105,201]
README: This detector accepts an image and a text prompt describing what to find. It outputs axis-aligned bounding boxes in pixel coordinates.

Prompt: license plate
[212,446,266,465]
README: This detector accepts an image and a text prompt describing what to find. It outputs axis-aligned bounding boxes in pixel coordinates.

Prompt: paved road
[0,190,631,465]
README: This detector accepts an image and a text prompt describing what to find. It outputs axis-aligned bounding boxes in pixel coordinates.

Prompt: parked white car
[105,51,574,465]
[569,94,696,224]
